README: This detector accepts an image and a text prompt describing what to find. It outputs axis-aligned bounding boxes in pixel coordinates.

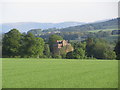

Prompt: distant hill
[27,29,43,35]
[60,18,119,32]
[1,22,85,33]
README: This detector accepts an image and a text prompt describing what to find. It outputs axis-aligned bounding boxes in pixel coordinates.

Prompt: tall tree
[2,29,21,57]
[35,37,44,58]
[20,33,44,58]
[86,38,94,57]
[0,33,2,58]
[43,44,51,58]
[115,40,120,60]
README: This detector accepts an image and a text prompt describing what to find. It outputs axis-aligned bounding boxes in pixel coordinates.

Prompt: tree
[48,34,63,52]
[43,44,51,58]
[2,29,21,57]
[52,54,62,59]
[73,48,86,59]
[2,29,45,58]
[104,50,116,59]
[20,33,44,58]
[115,40,120,60]
[66,51,74,59]
[20,33,35,57]
[66,48,85,59]
[86,38,116,59]
[0,33,2,58]
[66,41,86,59]
[86,38,94,57]
[34,37,45,58]
[93,40,116,59]
[73,42,86,50]
[92,42,107,59]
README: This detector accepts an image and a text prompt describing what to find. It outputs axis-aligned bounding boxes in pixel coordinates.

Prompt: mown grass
[2,58,118,88]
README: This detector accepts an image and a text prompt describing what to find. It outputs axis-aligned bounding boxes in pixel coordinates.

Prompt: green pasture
[87,29,118,33]
[2,58,118,88]
[101,35,119,43]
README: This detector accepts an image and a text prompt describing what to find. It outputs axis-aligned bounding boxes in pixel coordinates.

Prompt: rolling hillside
[60,18,119,32]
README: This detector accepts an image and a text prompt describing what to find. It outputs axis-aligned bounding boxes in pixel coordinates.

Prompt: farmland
[2,58,118,88]
[87,29,115,33]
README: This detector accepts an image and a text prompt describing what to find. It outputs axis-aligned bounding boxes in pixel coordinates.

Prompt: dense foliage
[66,42,86,59]
[2,29,44,58]
[0,34,2,58]
[2,29,22,57]
[2,29,118,60]
[115,40,120,60]
[20,33,44,58]
[85,38,116,59]
[43,44,51,58]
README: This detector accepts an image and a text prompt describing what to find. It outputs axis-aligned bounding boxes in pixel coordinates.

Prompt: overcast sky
[0,0,119,23]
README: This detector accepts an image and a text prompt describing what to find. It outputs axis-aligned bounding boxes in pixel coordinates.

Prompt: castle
[54,40,69,48]
[53,40,74,54]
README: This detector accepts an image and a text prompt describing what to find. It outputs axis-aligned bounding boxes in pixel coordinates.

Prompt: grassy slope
[87,29,117,33]
[87,28,119,42]
[2,58,118,88]
[101,35,119,43]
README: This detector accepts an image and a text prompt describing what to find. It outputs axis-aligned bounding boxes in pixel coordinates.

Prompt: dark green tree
[86,38,116,59]
[0,33,2,58]
[66,51,74,59]
[73,48,85,59]
[35,37,45,58]
[43,44,51,58]
[86,38,94,57]
[20,33,44,58]
[104,50,116,59]
[66,48,85,59]
[115,40,120,60]
[66,42,86,59]
[20,33,35,57]
[2,29,21,57]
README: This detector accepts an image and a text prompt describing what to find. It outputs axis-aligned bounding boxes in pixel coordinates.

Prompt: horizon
[0,17,118,24]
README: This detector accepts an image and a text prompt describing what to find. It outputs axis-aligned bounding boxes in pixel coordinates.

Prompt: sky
[0,0,119,23]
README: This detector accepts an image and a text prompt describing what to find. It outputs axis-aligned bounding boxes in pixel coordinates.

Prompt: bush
[66,48,86,59]
[52,54,62,59]
[66,51,74,59]
[104,50,116,59]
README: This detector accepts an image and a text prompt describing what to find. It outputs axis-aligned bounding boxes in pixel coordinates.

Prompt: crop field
[2,58,118,88]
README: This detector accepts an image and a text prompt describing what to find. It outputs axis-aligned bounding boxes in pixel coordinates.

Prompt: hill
[1,22,85,33]
[60,18,119,32]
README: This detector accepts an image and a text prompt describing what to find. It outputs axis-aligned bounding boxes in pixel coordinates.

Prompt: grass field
[87,28,119,33]
[2,58,118,88]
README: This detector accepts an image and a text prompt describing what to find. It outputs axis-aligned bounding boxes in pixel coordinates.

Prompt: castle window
[58,41,62,44]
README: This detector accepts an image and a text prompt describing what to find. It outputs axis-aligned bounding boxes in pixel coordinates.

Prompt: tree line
[2,29,44,58]
[2,29,120,60]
